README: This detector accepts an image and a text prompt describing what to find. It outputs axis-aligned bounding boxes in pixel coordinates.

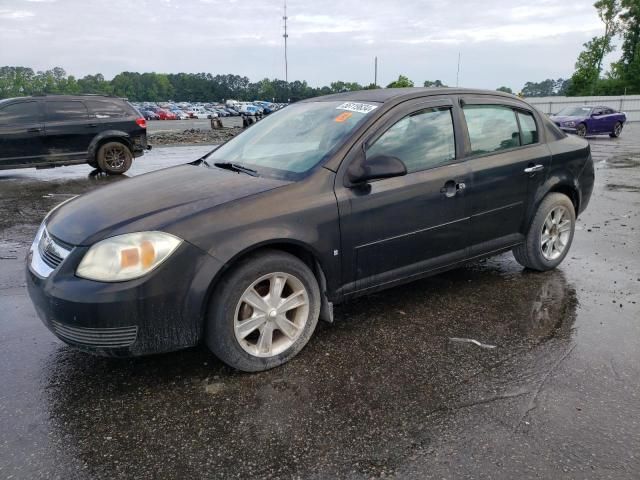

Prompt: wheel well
[202,242,333,325]
[92,137,131,160]
[548,185,579,213]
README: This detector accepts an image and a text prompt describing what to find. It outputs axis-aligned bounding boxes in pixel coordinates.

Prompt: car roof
[2,94,124,102]
[304,87,520,104]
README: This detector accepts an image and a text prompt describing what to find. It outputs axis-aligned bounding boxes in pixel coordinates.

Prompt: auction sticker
[336,102,378,114]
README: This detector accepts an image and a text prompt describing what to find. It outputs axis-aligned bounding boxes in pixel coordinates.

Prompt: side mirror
[347,154,407,186]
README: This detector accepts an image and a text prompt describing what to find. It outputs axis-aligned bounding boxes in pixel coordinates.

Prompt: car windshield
[556,106,592,116]
[207,100,379,179]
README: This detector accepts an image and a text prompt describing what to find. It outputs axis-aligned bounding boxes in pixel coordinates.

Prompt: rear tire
[96,141,132,174]
[205,250,321,372]
[513,193,576,271]
[609,121,623,138]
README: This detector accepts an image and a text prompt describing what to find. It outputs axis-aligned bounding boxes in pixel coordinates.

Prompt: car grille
[38,228,71,269]
[51,321,138,348]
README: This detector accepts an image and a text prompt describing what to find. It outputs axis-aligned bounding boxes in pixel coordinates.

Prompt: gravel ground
[0,125,638,479]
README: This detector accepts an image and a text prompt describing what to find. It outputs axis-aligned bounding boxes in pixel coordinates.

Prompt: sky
[0,0,612,91]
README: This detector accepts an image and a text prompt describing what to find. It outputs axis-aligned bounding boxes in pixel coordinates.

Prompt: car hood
[46,164,290,246]
[550,115,586,123]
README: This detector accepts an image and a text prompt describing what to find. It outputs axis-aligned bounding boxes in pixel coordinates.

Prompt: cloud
[0,9,35,19]
[0,0,608,91]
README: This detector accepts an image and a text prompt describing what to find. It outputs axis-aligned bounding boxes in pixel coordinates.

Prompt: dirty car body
[26,88,595,368]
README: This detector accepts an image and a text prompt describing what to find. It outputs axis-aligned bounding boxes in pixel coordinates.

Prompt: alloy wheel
[540,206,572,260]
[234,272,309,357]
[576,124,587,137]
[104,146,126,170]
[614,123,622,136]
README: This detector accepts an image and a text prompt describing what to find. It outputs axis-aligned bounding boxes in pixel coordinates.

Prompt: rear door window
[45,101,89,122]
[463,105,520,155]
[85,99,128,118]
[516,111,538,145]
[366,107,456,173]
[0,101,40,126]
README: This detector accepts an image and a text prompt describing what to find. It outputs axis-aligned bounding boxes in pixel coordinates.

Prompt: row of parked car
[132,100,288,121]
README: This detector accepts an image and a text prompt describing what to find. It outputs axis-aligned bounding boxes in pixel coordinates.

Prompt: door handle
[27,127,41,133]
[86,123,98,128]
[524,164,544,173]
[440,180,465,198]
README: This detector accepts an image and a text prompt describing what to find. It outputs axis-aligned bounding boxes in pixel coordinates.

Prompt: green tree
[496,86,513,94]
[423,79,447,87]
[568,0,621,95]
[387,75,414,88]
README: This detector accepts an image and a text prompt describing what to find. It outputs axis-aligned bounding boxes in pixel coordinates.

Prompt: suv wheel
[205,250,320,372]
[97,141,133,174]
[513,193,576,271]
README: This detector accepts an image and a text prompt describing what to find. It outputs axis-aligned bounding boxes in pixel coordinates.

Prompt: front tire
[513,193,576,271]
[610,121,623,138]
[205,250,321,372]
[96,141,132,174]
[576,123,587,137]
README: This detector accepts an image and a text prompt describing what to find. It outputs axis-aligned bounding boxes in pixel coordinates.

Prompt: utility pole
[374,56,378,87]
[456,52,461,87]
[283,0,289,84]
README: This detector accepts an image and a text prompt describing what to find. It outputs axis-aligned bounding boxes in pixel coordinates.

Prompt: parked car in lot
[550,105,626,137]
[0,94,149,174]
[141,109,159,120]
[26,88,594,371]
[156,109,177,120]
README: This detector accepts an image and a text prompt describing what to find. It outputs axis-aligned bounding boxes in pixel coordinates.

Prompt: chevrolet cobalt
[27,88,594,371]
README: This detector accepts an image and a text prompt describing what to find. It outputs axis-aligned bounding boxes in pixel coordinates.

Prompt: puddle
[606,183,640,193]
[605,155,640,169]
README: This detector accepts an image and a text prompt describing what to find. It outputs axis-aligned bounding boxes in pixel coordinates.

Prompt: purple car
[550,105,626,138]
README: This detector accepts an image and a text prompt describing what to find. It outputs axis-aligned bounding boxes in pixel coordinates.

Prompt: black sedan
[26,88,594,371]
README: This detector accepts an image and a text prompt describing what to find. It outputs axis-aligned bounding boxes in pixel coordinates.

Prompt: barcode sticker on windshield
[336,102,378,114]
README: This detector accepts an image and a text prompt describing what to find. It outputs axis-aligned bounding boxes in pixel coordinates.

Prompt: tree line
[0,67,465,102]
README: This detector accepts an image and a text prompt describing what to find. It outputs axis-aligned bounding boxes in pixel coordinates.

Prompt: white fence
[525,95,640,122]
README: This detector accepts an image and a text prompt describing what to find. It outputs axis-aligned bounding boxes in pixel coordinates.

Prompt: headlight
[76,232,182,282]
[563,121,576,127]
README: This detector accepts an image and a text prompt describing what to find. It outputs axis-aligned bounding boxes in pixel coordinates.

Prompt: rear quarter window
[85,99,129,118]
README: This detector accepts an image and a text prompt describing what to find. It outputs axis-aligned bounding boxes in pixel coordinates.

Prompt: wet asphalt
[0,127,639,479]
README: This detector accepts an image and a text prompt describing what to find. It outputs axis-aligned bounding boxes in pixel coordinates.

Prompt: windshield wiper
[213,162,259,177]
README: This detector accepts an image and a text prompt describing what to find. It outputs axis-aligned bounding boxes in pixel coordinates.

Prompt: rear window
[463,105,520,155]
[85,99,130,118]
[0,101,39,126]
[45,101,88,122]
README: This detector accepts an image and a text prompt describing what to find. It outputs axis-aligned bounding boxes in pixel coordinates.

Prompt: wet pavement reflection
[1,128,639,479]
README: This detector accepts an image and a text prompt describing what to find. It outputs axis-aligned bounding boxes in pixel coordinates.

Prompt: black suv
[0,94,148,174]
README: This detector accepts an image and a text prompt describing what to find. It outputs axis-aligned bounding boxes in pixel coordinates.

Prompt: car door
[335,98,470,294]
[589,107,606,133]
[460,98,550,255]
[0,99,45,168]
[43,99,93,160]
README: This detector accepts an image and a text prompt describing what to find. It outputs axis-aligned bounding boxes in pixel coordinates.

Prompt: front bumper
[26,232,222,357]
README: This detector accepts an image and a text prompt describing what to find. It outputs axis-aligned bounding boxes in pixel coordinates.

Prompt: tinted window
[85,99,128,118]
[517,111,538,145]
[592,108,604,116]
[0,101,39,126]
[45,101,88,122]
[367,107,456,173]
[463,105,520,155]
